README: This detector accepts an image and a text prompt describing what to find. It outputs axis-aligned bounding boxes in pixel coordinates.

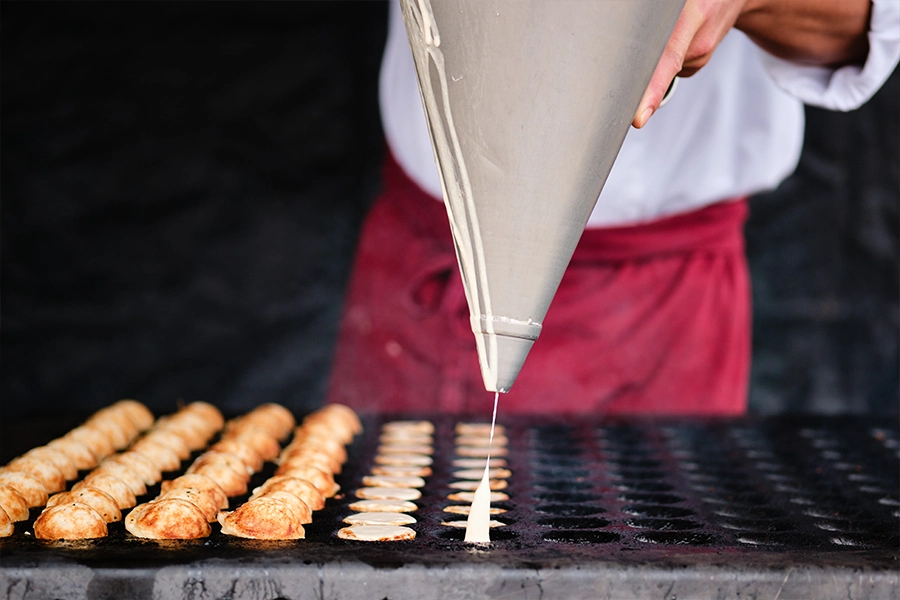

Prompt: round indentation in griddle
[535,503,605,516]
[690,482,756,495]
[712,506,786,519]
[634,532,716,546]
[621,505,695,518]
[533,479,593,492]
[701,492,769,506]
[531,468,591,480]
[530,456,586,468]
[717,518,794,532]
[614,481,674,493]
[533,491,597,503]
[614,469,667,481]
[536,516,610,529]
[435,529,517,542]
[606,458,661,469]
[542,530,621,544]
[625,518,701,531]
[618,493,684,505]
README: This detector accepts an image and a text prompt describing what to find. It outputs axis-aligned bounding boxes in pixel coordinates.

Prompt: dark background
[2,2,898,425]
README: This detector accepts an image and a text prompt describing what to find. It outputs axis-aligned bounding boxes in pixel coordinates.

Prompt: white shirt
[380,0,900,227]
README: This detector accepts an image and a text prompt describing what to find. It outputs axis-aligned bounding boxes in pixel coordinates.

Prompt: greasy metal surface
[1,415,898,600]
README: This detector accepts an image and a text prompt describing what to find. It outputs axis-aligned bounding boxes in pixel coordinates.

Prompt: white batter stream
[464,391,499,543]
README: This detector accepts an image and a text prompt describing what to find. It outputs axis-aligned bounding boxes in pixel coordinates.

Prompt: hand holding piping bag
[633,0,872,128]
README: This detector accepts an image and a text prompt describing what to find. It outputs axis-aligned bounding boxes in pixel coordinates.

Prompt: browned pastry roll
[285,432,348,465]
[220,427,281,462]
[279,448,341,475]
[273,464,337,498]
[160,475,228,510]
[46,489,121,523]
[0,470,48,508]
[23,447,79,481]
[130,438,183,472]
[104,451,162,486]
[186,451,252,496]
[34,502,108,540]
[114,399,156,431]
[249,490,312,524]
[74,474,136,509]
[250,476,325,511]
[319,404,363,435]
[153,415,209,451]
[64,426,115,460]
[228,403,295,441]
[0,483,30,522]
[0,506,13,537]
[124,498,211,539]
[3,456,66,494]
[217,496,306,540]
[157,487,219,522]
[207,439,264,473]
[180,401,225,432]
[138,429,191,461]
[90,462,147,496]
[300,415,354,446]
[85,411,137,449]
[46,437,98,470]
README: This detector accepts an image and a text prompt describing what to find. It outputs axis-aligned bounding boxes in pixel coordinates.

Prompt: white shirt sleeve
[759,0,900,111]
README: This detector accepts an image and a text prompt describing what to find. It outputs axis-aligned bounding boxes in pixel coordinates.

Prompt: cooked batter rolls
[34,502,108,540]
[355,487,422,501]
[343,512,416,526]
[337,525,415,542]
[3,456,66,494]
[125,499,211,539]
[74,474,137,509]
[161,474,229,510]
[279,448,342,475]
[130,438,183,472]
[448,479,508,492]
[373,454,432,467]
[442,504,506,515]
[208,439,265,473]
[370,464,433,478]
[64,426,116,461]
[455,446,508,458]
[47,489,121,523]
[382,421,434,435]
[0,483,30,522]
[376,444,433,456]
[347,499,418,513]
[158,487,220,522]
[46,438,98,471]
[453,468,512,480]
[361,475,426,489]
[0,470,48,508]
[250,476,325,511]
[273,464,338,498]
[0,506,13,538]
[90,462,147,496]
[283,433,348,465]
[218,496,307,540]
[447,491,509,503]
[103,452,162,486]
[23,447,79,481]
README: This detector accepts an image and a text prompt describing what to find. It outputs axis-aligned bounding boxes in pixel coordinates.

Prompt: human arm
[633,0,875,128]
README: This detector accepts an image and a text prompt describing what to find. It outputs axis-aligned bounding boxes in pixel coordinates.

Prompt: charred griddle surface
[1,415,897,599]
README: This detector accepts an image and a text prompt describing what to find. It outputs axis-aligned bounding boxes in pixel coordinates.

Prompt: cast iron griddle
[1,414,897,600]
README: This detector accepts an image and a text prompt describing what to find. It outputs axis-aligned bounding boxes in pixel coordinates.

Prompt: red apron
[327,155,750,415]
